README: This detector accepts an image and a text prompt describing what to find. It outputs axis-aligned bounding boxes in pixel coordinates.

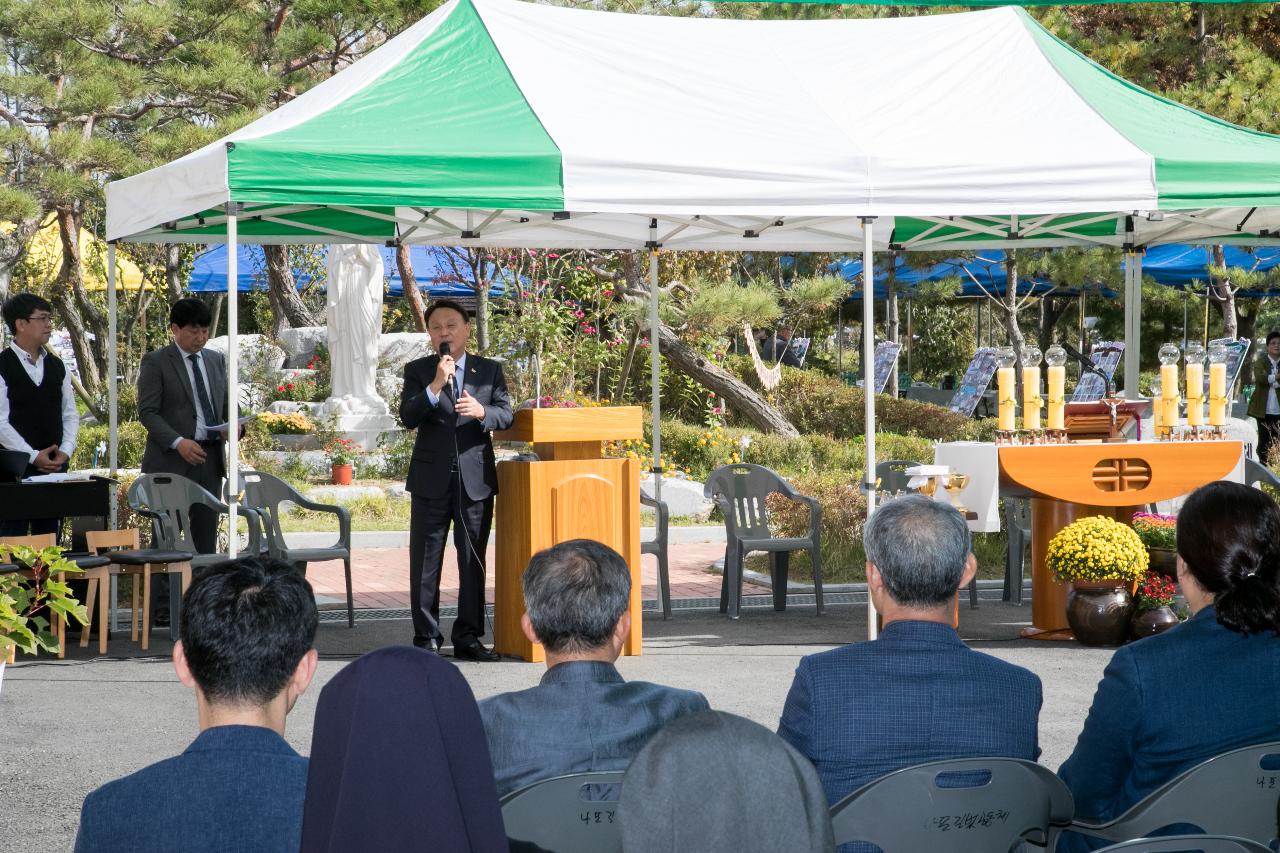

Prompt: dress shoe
[453,639,500,663]
[412,636,443,653]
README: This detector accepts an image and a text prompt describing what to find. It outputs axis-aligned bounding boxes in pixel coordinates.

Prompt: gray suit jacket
[478,660,710,797]
[137,343,227,479]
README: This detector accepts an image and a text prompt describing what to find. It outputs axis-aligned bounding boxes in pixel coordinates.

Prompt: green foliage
[679,278,779,337]
[72,420,147,469]
[766,471,868,577]
[781,275,848,332]
[0,545,88,657]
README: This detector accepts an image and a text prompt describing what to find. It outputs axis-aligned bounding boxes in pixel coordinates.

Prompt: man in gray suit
[138,298,228,555]
[479,539,710,797]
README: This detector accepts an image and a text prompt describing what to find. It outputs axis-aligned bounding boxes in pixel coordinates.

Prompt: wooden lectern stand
[493,406,644,662]
[999,441,1241,638]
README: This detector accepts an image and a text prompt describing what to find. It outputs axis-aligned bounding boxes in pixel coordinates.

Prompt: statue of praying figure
[324,243,387,414]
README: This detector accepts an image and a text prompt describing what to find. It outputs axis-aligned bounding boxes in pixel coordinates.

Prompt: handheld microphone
[440,341,451,358]
[439,342,455,400]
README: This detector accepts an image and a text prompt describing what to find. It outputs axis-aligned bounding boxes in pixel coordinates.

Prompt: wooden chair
[86,529,193,652]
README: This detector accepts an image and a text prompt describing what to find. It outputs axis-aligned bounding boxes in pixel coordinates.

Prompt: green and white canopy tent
[106,0,1280,630]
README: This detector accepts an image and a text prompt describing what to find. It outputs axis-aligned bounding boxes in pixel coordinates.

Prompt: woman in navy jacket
[1058,481,1280,850]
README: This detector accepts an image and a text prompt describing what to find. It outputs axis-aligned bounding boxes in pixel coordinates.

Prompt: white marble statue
[324,243,386,415]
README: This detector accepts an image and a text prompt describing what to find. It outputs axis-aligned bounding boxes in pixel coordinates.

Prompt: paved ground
[0,537,1115,852]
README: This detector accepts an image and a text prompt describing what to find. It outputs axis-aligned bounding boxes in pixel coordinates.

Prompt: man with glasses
[0,292,79,536]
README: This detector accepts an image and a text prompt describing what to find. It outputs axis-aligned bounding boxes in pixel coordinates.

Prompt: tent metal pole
[1123,217,1140,399]
[648,220,662,505]
[226,209,239,558]
[862,217,878,640]
[107,242,118,522]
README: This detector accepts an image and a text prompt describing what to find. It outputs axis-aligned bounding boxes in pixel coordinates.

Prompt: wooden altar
[998,440,1241,637]
[493,406,644,662]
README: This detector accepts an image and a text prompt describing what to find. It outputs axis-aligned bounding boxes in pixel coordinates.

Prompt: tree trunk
[614,321,643,402]
[165,243,183,305]
[656,324,799,437]
[264,245,319,336]
[1004,251,1026,403]
[0,216,40,304]
[1037,295,1072,354]
[1207,245,1238,341]
[467,249,491,351]
[1239,299,1262,348]
[51,207,105,399]
[395,244,427,332]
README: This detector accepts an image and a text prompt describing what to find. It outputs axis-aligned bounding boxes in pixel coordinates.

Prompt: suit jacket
[74,725,308,853]
[1247,353,1279,420]
[398,353,513,501]
[137,343,228,477]
[478,660,711,797]
[778,620,1042,808]
[1058,606,1280,832]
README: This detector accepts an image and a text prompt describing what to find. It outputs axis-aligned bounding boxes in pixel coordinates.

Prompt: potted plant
[1047,515,1149,646]
[1131,512,1177,578]
[325,438,360,486]
[1130,570,1181,640]
[0,545,88,692]
[260,411,319,451]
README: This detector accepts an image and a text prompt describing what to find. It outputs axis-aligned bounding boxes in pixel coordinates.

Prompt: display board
[948,347,998,417]
[1071,342,1125,402]
[872,341,903,393]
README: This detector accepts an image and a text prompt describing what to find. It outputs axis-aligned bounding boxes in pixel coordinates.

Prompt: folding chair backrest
[0,533,57,551]
[830,758,1074,852]
[1096,835,1275,853]
[86,529,141,553]
[1245,457,1280,492]
[127,474,223,553]
[500,771,624,853]
[705,464,789,541]
[1104,742,1280,846]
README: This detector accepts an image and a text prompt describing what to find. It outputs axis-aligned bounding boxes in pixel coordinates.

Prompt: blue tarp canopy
[188,244,510,298]
[1141,245,1280,296]
[831,252,1060,301]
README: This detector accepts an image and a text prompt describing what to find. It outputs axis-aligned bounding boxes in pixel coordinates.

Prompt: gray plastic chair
[499,771,624,853]
[704,464,823,620]
[829,757,1075,852]
[875,459,915,497]
[1004,497,1032,604]
[239,470,354,628]
[640,491,671,620]
[1244,457,1280,492]
[126,473,262,570]
[1070,742,1280,848]
[1095,836,1274,853]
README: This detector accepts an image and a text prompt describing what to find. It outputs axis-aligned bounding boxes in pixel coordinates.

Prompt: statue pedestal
[317,397,398,451]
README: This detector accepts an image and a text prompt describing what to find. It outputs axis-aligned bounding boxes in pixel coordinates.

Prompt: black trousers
[1259,415,1280,467]
[409,479,492,647]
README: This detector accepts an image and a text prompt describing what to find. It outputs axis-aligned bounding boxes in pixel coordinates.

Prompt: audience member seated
[299,646,507,853]
[778,494,1042,808]
[620,710,834,852]
[74,557,319,853]
[479,538,709,797]
[1057,481,1280,851]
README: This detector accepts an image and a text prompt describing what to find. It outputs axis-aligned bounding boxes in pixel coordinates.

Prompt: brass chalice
[943,472,970,513]
[917,475,939,498]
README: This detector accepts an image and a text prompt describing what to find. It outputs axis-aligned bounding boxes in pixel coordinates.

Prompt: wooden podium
[493,406,644,662]
[998,440,1241,638]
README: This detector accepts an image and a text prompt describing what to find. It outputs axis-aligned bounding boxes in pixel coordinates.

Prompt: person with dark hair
[137,297,227,626]
[399,298,513,661]
[761,325,803,368]
[1248,331,1280,464]
[778,494,1041,817]
[0,292,78,536]
[74,557,319,853]
[620,711,834,853]
[478,539,708,796]
[1058,481,1280,851]
[299,646,508,853]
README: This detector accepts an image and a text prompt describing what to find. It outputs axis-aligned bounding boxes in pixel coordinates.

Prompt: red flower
[277,385,286,392]
[286,383,295,390]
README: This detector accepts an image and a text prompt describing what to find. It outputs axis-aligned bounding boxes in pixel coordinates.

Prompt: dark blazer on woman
[1058,606,1280,840]
[398,353,512,501]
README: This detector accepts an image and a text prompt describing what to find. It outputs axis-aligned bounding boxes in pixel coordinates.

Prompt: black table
[0,475,115,550]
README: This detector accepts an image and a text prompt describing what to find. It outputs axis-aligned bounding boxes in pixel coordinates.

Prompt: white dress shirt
[172,345,216,446]
[0,341,79,462]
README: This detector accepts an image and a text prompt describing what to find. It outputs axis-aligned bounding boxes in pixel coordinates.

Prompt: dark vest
[0,347,66,452]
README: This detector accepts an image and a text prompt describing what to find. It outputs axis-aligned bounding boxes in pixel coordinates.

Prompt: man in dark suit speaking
[399,299,513,662]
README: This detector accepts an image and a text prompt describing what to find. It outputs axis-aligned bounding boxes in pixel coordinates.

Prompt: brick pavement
[306,541,745,609]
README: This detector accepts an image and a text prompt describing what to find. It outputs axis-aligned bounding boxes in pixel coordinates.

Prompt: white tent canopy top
[108,0,1280,252]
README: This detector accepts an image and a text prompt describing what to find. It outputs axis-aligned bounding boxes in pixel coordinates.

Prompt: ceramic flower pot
[331,463,353,486]
[1130,605,1180,640]
[1146,546,1178,580]
[1067,581,1134,647]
